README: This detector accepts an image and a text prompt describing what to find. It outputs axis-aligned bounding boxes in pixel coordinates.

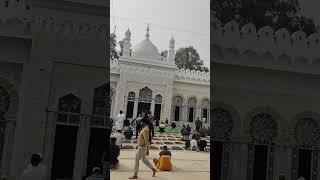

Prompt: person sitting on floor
[153,146,172,171]
[198,137,208,152]
[189,137,199,151]
[124,127,133,140]
[180,125,189,141]
[110,130,125,148]
[109,137,120,169]
[159,122,165,133]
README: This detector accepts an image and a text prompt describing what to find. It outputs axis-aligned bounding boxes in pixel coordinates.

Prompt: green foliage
[110,33,119,60]
[211,0,317,35]
[174,46,209,72]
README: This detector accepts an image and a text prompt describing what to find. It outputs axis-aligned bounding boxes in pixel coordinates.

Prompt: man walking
[115,110,125,131]
[129,117,157,179]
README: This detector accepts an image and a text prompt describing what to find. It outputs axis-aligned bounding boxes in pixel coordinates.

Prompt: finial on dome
[145,24,150,39]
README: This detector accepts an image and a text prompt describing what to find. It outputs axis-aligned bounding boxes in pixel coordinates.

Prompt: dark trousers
[196,125,200,132]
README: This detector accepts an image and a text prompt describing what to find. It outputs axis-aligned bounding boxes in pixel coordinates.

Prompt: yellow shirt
[138,126,150,147]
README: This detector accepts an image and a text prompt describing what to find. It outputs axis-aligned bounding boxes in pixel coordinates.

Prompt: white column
[43,110,57,179]
[163,82,173,123]
[73,115,90,180]
[133,90,139,118]
[150,95,155,115]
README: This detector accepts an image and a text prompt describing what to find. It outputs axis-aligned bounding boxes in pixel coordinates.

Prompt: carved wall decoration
[211,107,233,141]
[249,113,278,144]
[138,87,152,103]
[91,84,110,128]
[294,117,320,149]
[155,94,162,104]
[57,93,81,126]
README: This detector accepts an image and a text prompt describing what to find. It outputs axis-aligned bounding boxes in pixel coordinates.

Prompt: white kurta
[115,113,125,130]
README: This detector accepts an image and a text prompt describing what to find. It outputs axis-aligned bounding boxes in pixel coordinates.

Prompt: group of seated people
[186,132,208,152]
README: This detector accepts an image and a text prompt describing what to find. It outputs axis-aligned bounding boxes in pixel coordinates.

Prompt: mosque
[0,0,209,179]
[110,26,210,126]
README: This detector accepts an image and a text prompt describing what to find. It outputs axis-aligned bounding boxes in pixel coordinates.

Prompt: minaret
[122,28,132,56]
[168,36,175,62]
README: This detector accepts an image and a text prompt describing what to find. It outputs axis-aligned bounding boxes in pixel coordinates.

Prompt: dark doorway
[154,104,161,120]
[174,106,180,121]
[203,109,208,122]
[252,145,268,180]
[298,149,312,180]
[86,128,107,176]
[138,102,151,115]
[212,141,223,180]
[126,101,134,118]
[51,125,78,180]
[188,107,194,122]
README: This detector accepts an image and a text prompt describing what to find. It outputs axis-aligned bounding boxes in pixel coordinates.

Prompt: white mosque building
[110,26,210,126]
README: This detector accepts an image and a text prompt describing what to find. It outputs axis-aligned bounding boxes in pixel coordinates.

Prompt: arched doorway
[172,96,183,121]
[247,112,278,180]
[211,107,233,180]
[187,97,197,122]
[202,99,210,123]
[137,87,152,115]
[126,91,135,119]
[86,84,111,176]
[51,94,81,180]
[154,94,162,121]
[292,116,320,180]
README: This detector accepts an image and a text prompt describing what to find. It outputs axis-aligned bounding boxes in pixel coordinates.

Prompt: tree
[110,33,119,60]
[174,46,209,72]
[212,0,317,35]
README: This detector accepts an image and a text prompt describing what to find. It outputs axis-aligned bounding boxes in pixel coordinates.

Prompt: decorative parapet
[174,68,210,84]
[0,0,108,39]
[212,17,320,66]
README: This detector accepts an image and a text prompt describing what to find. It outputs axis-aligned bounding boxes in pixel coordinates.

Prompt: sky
[110,0,210,68]
[110,0,319,69]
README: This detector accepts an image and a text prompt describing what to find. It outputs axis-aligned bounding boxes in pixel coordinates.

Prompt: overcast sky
[110,0,319,69]
[110,0,210,68]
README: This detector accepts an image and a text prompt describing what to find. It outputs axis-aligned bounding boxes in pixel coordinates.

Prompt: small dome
[133,39,159,59]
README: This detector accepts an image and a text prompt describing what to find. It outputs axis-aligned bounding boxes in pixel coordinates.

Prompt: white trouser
[133,146,154,176]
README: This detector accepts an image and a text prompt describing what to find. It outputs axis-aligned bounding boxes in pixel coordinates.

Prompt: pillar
[150,94,155,115]
[43,110,57,179]
[73,115,90,180]
[162,81,173,123]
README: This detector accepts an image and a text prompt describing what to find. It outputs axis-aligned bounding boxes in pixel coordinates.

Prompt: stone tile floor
[111,132,210,180]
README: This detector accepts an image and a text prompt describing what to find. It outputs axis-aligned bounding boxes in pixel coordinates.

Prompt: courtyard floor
[111,131,210,180]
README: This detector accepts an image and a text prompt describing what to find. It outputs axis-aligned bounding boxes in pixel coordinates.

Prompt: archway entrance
[187,97,197,122]
[51,94,81,180]
[292,117,320,180]
[172,96,183,121]
[154,94,162,120]
[212,107,233,180]
[137,87,152,115]
[247,112,278,180]
[86,84,111,176]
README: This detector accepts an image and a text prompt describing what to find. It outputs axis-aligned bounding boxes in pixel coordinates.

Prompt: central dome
[133,39,159,59]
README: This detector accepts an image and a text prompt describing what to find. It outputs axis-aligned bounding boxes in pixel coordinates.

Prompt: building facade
[0,0,209,179]
[212,16,320,180]
[0,0,110,179]
[110,27,210,126]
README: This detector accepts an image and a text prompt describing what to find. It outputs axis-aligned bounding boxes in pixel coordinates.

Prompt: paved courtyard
[111,132,210,180]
